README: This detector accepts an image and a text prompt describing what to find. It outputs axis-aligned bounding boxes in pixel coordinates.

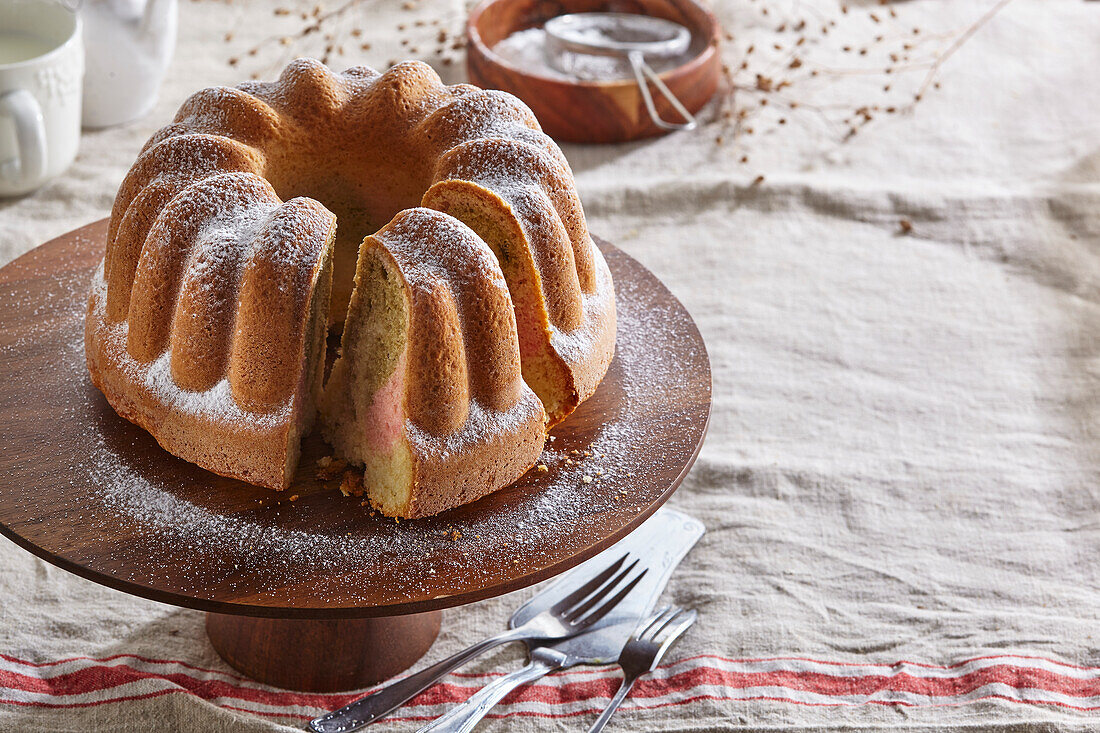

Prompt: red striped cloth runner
[3,651,1098,723]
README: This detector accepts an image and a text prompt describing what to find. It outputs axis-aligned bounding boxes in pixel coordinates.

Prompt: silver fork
[415,610,665,733]
[586,606,697,733]
[308,554,647,733]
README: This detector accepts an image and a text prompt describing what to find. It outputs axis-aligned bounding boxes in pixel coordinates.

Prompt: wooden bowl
[467,0,721,143]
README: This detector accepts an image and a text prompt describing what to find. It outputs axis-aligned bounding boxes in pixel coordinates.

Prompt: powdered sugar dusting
[492,27,698,83]
[90,263,292,429]
[551,243,616,366]
[146,352,291,427]
[406,396,544,461]
[434,136,559,204]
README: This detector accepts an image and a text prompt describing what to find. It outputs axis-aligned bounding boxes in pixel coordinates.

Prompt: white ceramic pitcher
[79,0,177,128]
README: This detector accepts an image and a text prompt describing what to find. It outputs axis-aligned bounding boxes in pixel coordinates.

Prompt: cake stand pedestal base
[205,611,442,692]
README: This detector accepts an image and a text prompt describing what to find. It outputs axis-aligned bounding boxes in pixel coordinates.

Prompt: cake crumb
[288,494,299,502]
[582,475,593,484]
[339,470,364,497]
[536,463,548,473]
[316,456,348,480]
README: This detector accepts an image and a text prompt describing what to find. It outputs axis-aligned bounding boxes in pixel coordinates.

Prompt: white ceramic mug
[80,0,177,129]
[0,0,83,197]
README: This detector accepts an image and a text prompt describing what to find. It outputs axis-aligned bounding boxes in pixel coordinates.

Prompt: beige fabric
[2,0,1100,730]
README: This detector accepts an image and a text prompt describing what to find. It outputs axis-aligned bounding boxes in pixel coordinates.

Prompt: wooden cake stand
[0,220,711,692]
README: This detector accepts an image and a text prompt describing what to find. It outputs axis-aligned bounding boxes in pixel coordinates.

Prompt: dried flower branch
[212,0,465,79]
[712,0,1015,155]
[907,0,1014,109]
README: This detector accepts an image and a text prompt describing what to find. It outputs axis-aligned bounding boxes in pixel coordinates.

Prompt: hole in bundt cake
[261,158,429,328]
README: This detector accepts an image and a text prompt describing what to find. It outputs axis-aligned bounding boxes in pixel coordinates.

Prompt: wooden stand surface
[0,220,711,690]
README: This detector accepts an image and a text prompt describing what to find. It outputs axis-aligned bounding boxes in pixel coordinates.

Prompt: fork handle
[416,658,560,733]
[308,627,528,733]
[587,676,637,733]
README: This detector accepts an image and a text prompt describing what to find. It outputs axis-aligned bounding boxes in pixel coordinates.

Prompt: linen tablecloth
[3,0,1100,730]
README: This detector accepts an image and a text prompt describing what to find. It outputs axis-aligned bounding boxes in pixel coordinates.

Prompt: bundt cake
[85,58,615,515]
[321,209,546,518]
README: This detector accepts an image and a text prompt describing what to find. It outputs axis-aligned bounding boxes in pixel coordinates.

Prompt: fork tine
[637,605,672,639]
[565,559,640,621]
[644,606,672,634]
[656,609,697,646]
[641,606,680,641]
[577,567,649,627]
[549,554,628,615]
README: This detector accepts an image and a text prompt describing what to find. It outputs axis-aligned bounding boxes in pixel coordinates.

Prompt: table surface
[2,0,1099,731]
